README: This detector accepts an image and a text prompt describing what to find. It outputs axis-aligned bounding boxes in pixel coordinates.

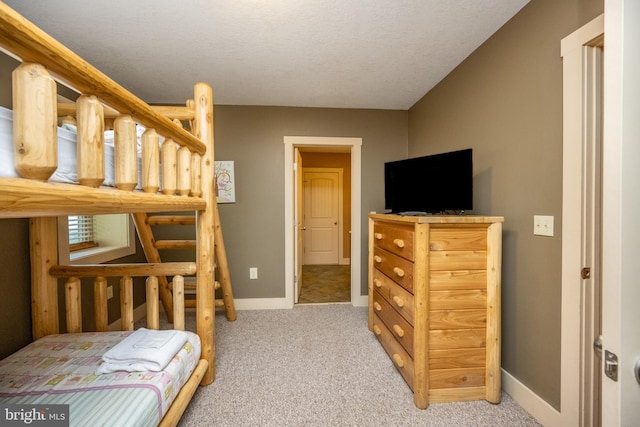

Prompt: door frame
[294,148,303,303]
[560,13,604,427]
[302,167,344,265]
[284,136,365,308]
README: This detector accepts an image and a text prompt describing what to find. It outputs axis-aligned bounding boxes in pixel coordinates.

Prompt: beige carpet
[178,305,542,427]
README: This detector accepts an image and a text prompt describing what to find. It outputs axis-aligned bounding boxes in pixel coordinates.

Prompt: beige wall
[213,105,407,298]
[408,0,602,410]
[0,219,32,358]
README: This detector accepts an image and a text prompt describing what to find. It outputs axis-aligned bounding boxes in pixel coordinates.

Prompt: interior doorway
[283,136,365,308]
[299,164,347,304]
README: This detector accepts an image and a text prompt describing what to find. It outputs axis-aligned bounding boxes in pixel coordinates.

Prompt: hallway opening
[283,136,365,308]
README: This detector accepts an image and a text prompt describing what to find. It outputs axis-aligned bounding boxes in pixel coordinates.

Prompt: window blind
[68,215,97,249]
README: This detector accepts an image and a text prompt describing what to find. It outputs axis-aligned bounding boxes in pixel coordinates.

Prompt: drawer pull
[374,255,382,264]
[392,353,405,368]
[373,325,382,336]
[373,279,382,288]
[392,295,405,308]
[393,238,405,248]
[392,324,405,337]
[374,232,383,240]
[393,267,405,278]
[374,302,382,312]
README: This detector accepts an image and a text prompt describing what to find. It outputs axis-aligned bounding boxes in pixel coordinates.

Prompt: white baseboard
[234,298,291,310]
[352,294,368,307]
[125,296,367,318]
[234,295,368,310]
[502,368,561,427]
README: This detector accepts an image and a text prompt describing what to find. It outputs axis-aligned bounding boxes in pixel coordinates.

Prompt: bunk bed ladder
[132,209,237,323]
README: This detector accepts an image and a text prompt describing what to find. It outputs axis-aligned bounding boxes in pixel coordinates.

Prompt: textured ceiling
[4,0,529,110]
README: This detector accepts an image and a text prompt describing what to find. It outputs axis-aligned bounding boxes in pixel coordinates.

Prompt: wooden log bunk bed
[0,3,222,425]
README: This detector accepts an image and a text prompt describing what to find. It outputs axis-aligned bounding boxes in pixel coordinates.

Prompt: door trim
[284,136,364,308]
[560,13,604,427]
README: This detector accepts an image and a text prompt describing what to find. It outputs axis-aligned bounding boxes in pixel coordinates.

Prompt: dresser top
[369,213,504,224]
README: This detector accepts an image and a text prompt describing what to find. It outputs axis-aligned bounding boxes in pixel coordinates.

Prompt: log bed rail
[49,262,196,333]
[0,2,218,387]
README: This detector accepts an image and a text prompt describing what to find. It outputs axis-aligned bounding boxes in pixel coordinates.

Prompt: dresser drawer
[388,279,414,326]
[372,315,415,390]
[373,269,415,326]
[429,228,488,251]
[372,268,414,326]
[373,290,414,356]
[373,247,414,293]
[373,221,415,261]
[429,367,486,389]
[371,268,391,300]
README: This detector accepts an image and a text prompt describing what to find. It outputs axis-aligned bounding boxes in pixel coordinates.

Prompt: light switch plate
[534,215,554,237]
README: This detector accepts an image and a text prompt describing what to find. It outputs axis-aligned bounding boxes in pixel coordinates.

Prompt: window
[68,215,97,251]
[58,214,136,264]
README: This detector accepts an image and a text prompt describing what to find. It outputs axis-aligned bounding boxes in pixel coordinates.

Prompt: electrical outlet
[534,215,554,237]
[107,286,114,299]
[249,267,258,280]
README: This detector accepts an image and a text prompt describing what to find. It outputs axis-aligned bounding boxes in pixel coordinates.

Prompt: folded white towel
[96,328,188,374]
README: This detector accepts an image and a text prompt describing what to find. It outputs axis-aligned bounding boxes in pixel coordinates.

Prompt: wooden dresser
[368,214,503,409]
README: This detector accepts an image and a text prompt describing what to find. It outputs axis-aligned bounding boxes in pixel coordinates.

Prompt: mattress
[0,330,201,427]
[0,106,144,188]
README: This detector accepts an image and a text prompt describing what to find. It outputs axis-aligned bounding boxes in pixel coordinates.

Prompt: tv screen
[384,148,473,214]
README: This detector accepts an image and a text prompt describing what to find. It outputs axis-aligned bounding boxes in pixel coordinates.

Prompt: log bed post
[94,276,109,332]
[120,275,134,331]
[161,138,178,195]
[193,82,216,385]
[76,94,105,188]
[188,99,202,198]
[29,217,59,339]
[64,277,82,333]
[141,129,160,193]
[146,276,160,330]
[12,63,57,181]
[177,146,192,196]
[114,114,138,191]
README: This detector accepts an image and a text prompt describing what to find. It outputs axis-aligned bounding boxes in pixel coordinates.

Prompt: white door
[294,149,304,303]
[601,2,640,425]
[302,169,341,265]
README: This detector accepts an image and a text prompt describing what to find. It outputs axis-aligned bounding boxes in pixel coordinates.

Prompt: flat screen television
[384,148,473,215]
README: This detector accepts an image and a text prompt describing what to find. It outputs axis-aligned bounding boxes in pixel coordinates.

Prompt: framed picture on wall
[214,161,235,203]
